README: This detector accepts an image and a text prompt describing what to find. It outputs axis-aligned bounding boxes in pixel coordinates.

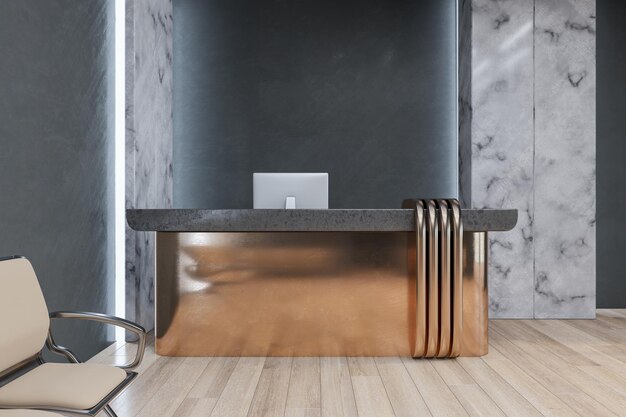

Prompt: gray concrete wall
[173,0,459,209]
[0,0,115,359]
[597,0,626,308]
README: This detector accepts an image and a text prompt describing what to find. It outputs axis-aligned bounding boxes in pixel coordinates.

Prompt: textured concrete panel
[173,0,459,209]
[0,0,115,359]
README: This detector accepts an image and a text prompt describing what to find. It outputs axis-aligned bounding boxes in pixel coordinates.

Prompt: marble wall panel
[471,0,535,318]
[534,0,596,318]
[126,0,173,331]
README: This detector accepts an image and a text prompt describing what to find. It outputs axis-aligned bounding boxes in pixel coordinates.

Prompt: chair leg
[103,405,118,417]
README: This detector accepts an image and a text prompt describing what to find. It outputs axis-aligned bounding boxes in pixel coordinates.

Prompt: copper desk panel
[155,232,487,357]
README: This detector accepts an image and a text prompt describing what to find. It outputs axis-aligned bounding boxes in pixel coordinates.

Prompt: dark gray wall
[458,0,471,209]
[0,0,115,358]
[598,0,626,307]
[174,0,458,209]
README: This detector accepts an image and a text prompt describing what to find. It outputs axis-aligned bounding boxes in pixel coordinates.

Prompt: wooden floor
[90,310,626,417]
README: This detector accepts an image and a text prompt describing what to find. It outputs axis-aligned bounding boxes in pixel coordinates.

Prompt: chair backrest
[0,257,50,374]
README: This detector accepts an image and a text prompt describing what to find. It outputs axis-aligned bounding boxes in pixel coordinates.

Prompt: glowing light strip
[456,0,460,199]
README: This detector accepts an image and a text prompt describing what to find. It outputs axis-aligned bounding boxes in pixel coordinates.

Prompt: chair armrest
[47,311,147,370]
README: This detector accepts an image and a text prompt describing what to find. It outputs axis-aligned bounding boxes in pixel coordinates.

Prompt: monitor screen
[253,173,329,209]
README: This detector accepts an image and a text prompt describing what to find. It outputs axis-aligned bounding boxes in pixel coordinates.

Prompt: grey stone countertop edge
[126,209,518,233]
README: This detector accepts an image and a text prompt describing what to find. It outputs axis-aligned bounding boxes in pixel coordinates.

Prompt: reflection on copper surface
[154,219,488,357]
[412,201,427,358]
[460,232,488,357]
[405,199,470,358]
[425,201,439,357]
[450,200,464,357]
[436,200,451,358]
[157,232,413,356]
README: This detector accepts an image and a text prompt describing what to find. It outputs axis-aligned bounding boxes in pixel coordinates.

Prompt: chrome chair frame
[47,311,146,370]
[0,256,146,417]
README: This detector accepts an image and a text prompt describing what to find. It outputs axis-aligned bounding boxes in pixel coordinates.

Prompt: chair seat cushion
[0,363,127,410]
[0,411,64,416]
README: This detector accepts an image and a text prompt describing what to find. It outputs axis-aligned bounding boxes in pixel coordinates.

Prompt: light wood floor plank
[481,353,582,417]
[110,356,185,416]
[522,319,607,351]
[91,333,158,372]
[110,344,160,371]
[597,309,626,319]
[431,359,475,386]
[187,357,239,399]
[489,328,580,395]
[430,356,505,417]
[209,357,266,417]
[402,358,469,417]
[286,357,321,416]
[171,398,197,417]
[489,325,618,416]
[124,338,159,374]
[112,341,140,357]
[88,341,125,364]
[596,311,626,328]
[558,393,617,417]
[247,357,292,417]
[320,357,358,417]
[351,376,395,417]
[499,320,599,366]
[375,357,432,417]
[457,357,543,417]
[611,309,626,318]
[284,408,322,417]
[521,320,626,388]
[136,357,211,417]
[449,385,506,417]
[592,343,626,366]
[494,321,626,417]
[88,311,626,417]
[89,333,155,364]
[347,356,394,417]
[578,365,626,397]
[347,356,379,376]
[172,398,218,417]
[566,319,626,345]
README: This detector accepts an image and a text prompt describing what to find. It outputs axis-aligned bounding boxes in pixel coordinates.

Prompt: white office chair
[0,411,64,416]
[0,256,146,417]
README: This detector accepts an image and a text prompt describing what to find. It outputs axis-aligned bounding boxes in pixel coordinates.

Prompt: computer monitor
[253,173,329,209]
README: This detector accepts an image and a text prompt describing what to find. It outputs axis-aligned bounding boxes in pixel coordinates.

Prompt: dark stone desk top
[127,208,517,233]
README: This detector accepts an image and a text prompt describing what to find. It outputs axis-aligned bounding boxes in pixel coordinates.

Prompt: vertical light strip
[455,0,460,199]
[114,0,126,341]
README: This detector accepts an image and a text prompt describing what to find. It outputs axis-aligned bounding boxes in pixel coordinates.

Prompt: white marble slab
[126,0,173,331]
[534,0,596,318]
[125,0,137,333]
[472,0,535,318]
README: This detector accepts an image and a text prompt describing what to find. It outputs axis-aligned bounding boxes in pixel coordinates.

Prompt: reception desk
[127,204,516,358]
